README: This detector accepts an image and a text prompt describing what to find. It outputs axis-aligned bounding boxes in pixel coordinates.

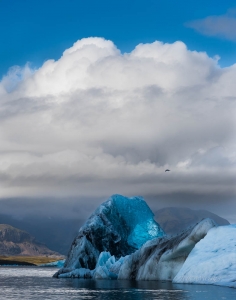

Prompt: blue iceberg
[106,195,165,249]
[54,194,165,277]
[39,259,65,268]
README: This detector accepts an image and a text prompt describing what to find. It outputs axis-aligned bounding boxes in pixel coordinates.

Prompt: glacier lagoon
[0,267,236,299]
[55,194,236,289]
[1,195,236,298]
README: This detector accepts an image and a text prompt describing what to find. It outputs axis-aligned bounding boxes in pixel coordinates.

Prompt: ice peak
[60,194,165,271]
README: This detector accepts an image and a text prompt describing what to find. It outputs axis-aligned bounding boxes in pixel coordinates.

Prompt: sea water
[0,267,235,299]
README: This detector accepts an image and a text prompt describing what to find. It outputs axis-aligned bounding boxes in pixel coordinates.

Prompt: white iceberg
[173,224,236,288]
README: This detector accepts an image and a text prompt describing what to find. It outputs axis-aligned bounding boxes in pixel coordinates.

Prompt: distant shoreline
[0,259,35,266]
[0,256,64,266]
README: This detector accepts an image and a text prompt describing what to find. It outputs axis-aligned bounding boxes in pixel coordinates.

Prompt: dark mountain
[0,224,61,256]
[0,199,230,255]
[0,198,88,255]
[155,207,230,235]
[0,214,84,255]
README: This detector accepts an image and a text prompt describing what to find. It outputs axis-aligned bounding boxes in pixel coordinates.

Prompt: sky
[0,0,236,221]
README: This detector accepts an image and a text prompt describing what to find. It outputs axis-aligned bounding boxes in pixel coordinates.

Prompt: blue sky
[0,0,236,219]
[1,0,236,77]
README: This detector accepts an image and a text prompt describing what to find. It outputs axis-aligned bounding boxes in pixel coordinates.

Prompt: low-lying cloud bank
[0,37,235,201]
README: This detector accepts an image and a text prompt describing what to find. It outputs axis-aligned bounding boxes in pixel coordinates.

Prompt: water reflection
[65,278,190,300]
[0,267,235,300]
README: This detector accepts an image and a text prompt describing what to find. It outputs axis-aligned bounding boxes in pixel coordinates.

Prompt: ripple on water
[0,267,235,300]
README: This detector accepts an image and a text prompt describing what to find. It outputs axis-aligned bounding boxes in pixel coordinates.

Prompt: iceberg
[54,194,236,288]
[173,224,236,288]
[39,259,65,268]
[93,251,126,279]
[118,218,216,280]
[56,218,215,280]
[54,194,165,277]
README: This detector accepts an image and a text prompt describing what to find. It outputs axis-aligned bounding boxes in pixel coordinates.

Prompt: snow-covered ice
[173,224,236,288]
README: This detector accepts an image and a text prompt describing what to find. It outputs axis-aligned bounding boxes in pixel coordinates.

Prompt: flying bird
[165,169,170,172]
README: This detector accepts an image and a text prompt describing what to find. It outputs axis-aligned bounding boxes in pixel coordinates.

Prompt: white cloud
[0,37,235,200]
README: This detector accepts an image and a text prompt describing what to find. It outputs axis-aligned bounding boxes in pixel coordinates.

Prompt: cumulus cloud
[0,37,235,202]
[186,9,236,41]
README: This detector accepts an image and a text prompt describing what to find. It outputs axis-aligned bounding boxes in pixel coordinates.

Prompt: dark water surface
[0,267,235,299]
